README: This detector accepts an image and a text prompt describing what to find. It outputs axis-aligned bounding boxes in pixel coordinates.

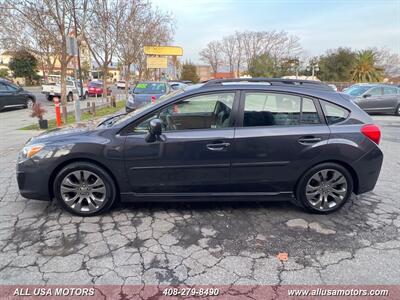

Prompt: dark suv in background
[17,78,383,216]
[344,84,400,115]
[0,78,36,111]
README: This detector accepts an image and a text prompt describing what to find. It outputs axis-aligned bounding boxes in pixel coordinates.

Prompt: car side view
[0,78,36,111]
[343,83,400,115]
[17,78,383,216]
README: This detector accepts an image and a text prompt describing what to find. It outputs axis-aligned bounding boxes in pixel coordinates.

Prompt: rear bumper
[351,146,383,194]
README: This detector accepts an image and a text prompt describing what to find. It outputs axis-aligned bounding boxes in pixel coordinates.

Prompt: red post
[54,97,62,127]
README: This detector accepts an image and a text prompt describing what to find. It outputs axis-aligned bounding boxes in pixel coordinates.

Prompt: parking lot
[0,111,399,285]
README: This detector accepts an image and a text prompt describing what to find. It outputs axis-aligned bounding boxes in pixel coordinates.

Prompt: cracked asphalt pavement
[0,114,399,286]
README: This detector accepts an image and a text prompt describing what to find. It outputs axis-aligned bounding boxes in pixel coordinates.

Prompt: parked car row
[42,78,88,102]
[125,81,189,112]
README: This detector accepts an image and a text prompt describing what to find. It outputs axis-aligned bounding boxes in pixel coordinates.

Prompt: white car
[42,79,88,102]
[116,80,128,89]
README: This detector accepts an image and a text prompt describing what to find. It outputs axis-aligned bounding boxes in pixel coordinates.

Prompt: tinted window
[301,98,320,124]
[383,87,398,95]
[344,86,370,96]
[320,100,349,124]
[134,82,166,94]
[133,92,234,133]
[243,93,320,126]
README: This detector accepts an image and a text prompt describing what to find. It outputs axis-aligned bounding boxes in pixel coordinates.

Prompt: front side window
[132,92,235,133]
[368,87,382,96]
[320,100,349,124]
[243,92,320,127]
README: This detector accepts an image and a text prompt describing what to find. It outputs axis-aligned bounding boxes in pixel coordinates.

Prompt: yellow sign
[146,56,168,69]
[144,46,183,56]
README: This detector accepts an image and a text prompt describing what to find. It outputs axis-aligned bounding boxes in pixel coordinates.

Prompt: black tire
[395,104,400,116]
[53,162,116,216]
[67,92,73,102]
[84,92,89,100]
[295,162,353,214]
[24,98,35,109]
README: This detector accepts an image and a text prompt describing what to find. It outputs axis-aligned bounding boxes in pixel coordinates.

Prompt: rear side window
[383,87,398,95]
[320,100,349,124]
[243,92,320,127]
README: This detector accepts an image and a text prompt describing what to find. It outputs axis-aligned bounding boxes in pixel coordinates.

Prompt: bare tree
[83,0,126,100]
[374,47,400,77]
[117,1,173,98]
[221,35,236,73]
[1,0,82,122]
[199,40,222,74]
[201,30,302,76]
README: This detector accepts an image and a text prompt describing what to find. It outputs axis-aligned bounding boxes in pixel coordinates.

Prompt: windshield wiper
[98,113,127,127]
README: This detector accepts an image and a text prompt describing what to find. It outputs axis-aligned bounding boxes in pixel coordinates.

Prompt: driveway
[0,115,399,286]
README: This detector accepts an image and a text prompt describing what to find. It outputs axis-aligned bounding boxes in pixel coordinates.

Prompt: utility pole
[72,0,84,122]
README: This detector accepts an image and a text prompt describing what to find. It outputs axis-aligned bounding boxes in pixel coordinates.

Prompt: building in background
[196,65,212,82]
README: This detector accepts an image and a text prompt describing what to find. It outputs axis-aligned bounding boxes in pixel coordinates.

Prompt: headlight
[21,144,45,159]
[128,94,134,103]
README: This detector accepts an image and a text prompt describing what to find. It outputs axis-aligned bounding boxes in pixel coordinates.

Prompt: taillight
[361,124,381,145]
[151,96,156,103]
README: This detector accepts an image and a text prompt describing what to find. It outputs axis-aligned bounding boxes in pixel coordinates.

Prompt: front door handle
[206,142,230,151]
[298,136,322,145]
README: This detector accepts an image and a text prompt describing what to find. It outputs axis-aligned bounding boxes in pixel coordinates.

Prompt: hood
[29,122,98,144]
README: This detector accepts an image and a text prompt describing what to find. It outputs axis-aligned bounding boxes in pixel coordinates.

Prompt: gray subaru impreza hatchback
[17,78,383,216]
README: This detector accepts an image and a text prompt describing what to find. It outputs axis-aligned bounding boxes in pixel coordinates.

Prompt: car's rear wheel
[395,104,400,116]
[54,162,116,216]
[296,163,353,213]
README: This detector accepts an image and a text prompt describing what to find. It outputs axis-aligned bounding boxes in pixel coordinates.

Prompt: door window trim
[120,90,241,136]
[236,90,326,128]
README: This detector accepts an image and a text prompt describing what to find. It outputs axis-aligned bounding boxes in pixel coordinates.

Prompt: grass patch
[20,100,126,130]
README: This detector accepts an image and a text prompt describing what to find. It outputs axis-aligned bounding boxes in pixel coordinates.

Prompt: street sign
[146,56,168,69]
[144,46,183,56]
[66,37,78,56]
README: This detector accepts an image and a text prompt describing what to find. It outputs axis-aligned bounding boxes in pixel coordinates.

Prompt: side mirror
[363,94,371,98]
[145,118,163,143]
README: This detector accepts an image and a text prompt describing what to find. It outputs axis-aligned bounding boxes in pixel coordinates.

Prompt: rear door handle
[298,136,322,145]
[206,142,230,151]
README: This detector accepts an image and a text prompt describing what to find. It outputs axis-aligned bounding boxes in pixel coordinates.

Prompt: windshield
[110,89,184,126]
[344,85,371,96]
[133,82,166,94]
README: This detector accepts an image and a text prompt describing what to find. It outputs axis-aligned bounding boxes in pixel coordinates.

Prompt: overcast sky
[152,0,400,63]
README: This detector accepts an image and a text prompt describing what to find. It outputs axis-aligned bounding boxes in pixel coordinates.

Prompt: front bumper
[17,158,52,201]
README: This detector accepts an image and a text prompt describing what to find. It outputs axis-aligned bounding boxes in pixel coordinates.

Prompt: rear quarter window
[320,100,350,125]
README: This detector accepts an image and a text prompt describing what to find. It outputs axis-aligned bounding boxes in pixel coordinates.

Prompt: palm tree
[351,50,384,82]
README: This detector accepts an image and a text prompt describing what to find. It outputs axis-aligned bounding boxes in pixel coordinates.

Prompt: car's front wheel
[296,163,353,213]
[54,162,116,216]
[24,98,34,109]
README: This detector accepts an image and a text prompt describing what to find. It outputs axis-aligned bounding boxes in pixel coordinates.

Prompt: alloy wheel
[60,170,106,213]
[305,169,348,211]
